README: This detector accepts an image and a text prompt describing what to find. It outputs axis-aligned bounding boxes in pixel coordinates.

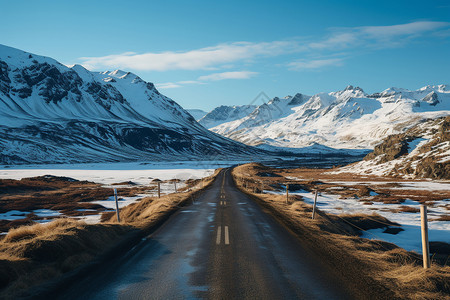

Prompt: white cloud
[76,21,449,76]
[287,21,450,71]
[288,58,344,70]
[177,80,204,85]
[155,82,181,89]
[79,41,298,71]
[198,71,258,81]
[156,71,257,89]
[308,33,358,50]
[308,21,450,51]
[360,21,450,39]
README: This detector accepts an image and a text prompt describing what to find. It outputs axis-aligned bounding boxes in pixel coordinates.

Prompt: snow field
[0,162,222,229]
[268,182,449,254]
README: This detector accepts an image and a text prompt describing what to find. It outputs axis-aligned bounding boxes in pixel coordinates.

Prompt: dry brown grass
[3,218,78,243]
[0,169,222,299]
[0,218,133,299]
[397,205,421,213]
[435,215,450,222]
[233,163,450,300]
[103,168,221,227]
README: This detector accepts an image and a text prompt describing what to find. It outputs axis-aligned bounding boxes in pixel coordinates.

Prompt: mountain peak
[288,93,307,106]
[344,85,364,93]
[108,70,128,78]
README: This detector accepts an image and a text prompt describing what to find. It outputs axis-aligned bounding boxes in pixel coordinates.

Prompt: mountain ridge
[0,44,261,165]
[201,84,450,150]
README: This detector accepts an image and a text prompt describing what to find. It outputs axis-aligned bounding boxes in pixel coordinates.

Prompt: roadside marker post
[114,188,120,223]
[174,180,177,193]
[286,184,289,204]
[420,205,431,269]
[312,190,318,219]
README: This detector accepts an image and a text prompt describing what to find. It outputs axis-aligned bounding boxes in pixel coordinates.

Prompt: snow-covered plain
[268,183,449,254]
[0,161,239,227]
[0,161,242,184]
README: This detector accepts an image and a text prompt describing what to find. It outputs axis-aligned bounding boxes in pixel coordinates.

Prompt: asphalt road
[56,169,352,299]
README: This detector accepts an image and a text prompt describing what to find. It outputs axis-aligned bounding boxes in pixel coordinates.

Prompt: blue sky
[2,0,450,111]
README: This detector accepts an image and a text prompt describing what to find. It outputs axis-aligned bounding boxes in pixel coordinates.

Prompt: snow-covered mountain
[186,109,208,121]
[0,44,261,164]
[198,104,257,128]
[206,85,450,149]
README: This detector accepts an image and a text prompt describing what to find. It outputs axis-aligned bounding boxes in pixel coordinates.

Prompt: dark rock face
[205,106,235,121]
[288,93,305,106]
[414,158,450,180]
[7,62,84,103]
[85,82,125,109]
[0,61,10,95]
[364,134,410,163]
[422,92,440,106]
[344,85,364,93]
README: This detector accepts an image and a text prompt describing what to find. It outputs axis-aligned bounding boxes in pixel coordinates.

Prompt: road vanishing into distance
[56,169,351,299]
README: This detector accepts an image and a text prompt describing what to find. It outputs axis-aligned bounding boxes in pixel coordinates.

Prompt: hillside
[0,45,260,165]
[332,116,450,179]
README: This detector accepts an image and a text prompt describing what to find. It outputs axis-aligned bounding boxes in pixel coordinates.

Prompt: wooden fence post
[286,184,289,204]
[420,204,430,269]
[312,190,318,219]
[158,182,161,198]
[114,188,120,223]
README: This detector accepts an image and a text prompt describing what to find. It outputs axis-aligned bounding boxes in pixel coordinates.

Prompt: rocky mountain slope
[332,116,450,179]
[198,104,257,128]
[204,86,450,150]
[0,45,260,165]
